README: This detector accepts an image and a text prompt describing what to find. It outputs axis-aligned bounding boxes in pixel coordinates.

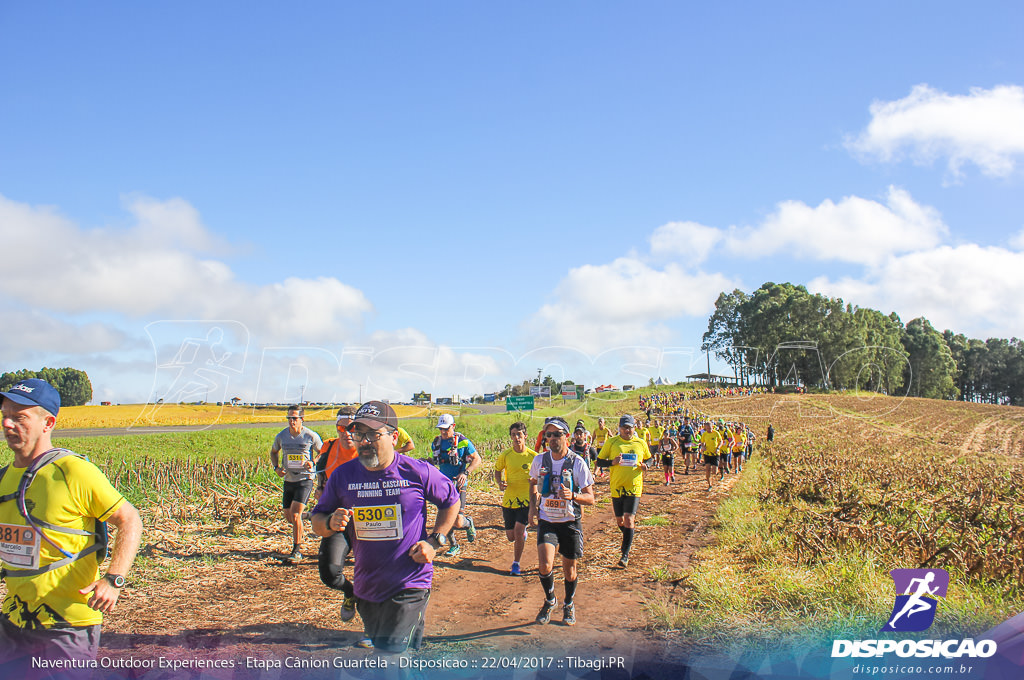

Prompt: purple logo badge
[881,568,949,632]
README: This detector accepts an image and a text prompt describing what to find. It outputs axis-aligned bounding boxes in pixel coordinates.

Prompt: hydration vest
[539,450,583,520]
[0,448,109,578]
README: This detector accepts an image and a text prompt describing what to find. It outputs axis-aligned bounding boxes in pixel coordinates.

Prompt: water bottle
[562,467,573,496]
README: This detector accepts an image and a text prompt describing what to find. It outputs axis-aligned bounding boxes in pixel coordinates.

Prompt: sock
[620,526,635,556]
[564,578,578,605]
[539,572,556,602]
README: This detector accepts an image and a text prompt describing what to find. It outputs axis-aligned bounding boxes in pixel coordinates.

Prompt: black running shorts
[282,480,315,508]
[357,588,431,653]
[611,496,641,517]
[501,505,530,530]
[536,519,584,560]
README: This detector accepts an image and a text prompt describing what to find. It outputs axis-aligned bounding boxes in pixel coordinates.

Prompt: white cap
[436,413,455,429]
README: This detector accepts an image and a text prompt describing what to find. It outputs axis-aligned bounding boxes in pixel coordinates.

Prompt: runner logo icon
[881,568,949,633]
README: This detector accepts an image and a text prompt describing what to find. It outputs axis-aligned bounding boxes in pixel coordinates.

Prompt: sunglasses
[543,431,566,439]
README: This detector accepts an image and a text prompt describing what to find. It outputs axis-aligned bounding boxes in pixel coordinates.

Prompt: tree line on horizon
[702,282,1024,406]
[0,367,93,407]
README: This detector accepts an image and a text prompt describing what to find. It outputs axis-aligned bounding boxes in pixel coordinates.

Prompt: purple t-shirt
[313,453,459,602]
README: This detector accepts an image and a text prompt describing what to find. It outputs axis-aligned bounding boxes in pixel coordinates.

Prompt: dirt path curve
[100,460,741,670]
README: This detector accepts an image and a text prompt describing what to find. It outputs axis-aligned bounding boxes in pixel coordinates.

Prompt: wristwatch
[429,532,449,549]
[104,573,126,588]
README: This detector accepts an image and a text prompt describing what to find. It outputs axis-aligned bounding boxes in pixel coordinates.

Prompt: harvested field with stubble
[57,402,450,429]
[3,391,1022,670]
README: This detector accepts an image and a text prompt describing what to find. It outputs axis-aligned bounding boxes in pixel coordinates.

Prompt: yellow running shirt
[495,447,536,509]
[598,436,652,498]
[591,426,611,450]
[700,430,724,455]
[0,455,125,629]
[731,430,746,453]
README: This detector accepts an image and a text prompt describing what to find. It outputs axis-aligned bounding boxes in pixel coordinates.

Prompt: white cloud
[0,194,372,344]
[846,84,1024,179]
[0,307,129,361]
[521,187,948,356]
[725,186,948,266]
[649,221,722,263]
[810,244,1024,338]
[122,194,231,253]
[1009,228,1024,251]
[525,257,736,354]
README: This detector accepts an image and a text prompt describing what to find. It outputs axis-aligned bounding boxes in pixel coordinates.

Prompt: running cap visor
[543,417,570,434]
[351,401,397,430]
[1,379,60,416]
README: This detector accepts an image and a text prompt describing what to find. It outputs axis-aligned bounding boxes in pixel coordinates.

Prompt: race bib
[620,452,639,467]
[285,453,306,471]
[352,504,404,541]
[542,497,573,521]
[0,522,41,570]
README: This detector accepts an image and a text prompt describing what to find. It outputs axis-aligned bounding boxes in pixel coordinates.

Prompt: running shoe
[510,562,521,576]
[287,548,302,563]
[465,516,476,543]
[617,554,629,569]
[445,544,461,557]
[536,598,557,624]
[340,595,357,622]
[563,602,576,626]
[355,637,374,649]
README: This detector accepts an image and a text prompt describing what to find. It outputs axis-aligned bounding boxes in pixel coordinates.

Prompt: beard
[358,446,380,469]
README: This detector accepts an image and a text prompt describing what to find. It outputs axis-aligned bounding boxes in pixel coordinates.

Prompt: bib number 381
[0,522,41,569]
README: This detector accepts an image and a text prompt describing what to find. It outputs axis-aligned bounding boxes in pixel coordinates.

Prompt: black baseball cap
[352,401,398,430]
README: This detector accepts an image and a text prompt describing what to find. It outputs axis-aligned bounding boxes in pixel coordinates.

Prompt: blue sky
[2,2,1023,405]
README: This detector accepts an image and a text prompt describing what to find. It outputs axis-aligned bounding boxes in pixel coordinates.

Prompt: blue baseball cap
[1,379,61,416]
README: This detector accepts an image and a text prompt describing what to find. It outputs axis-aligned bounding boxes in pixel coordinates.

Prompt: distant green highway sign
[506,395,535,411]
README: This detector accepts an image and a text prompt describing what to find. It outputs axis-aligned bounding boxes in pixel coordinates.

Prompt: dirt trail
[100,459,739,667]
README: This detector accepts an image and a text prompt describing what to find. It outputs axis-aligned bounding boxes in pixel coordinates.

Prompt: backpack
[0,448,109,578]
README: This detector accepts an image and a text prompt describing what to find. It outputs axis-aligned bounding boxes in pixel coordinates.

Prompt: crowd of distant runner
[0,378,775,673]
